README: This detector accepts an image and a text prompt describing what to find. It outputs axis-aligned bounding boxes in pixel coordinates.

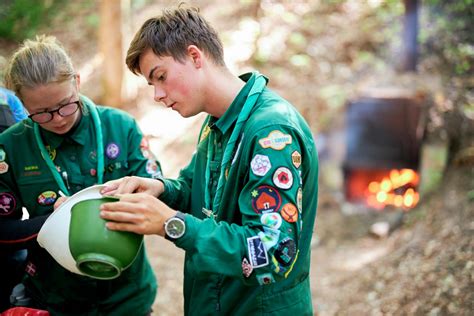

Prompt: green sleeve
[175,125,305,285]
[159,153,196,211]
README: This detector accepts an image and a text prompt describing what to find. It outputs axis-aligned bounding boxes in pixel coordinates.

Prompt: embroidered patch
[274,237,297,267]
[256,273,275,285]
[0,192,16,215]
[272,167,293,190]
[242,257,253,278]
[296,188,303,213]
[90,169,97,176]
[258,228,280,250]
[0,162,9,174]
[0,148,5,161]
[250,154,272,177]
[281,203,298,223]
[106,143,120,159]
[199,125,211,143]
[251,185,282,214]
[247,236,269,268]
[291,150,301,168]
[146,160,159,175]
[46,146,56,161]
[25,261,37,277]
[37,191,57,206]
[258,130,292,150]
[260,212,282,229]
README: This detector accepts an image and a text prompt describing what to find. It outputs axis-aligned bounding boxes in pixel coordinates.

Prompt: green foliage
[0,0,67,40]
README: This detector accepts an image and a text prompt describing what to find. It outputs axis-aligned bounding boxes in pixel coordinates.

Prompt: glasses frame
[28,100,81,124]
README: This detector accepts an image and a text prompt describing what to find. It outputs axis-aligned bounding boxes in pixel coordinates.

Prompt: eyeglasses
[28,101,80,124]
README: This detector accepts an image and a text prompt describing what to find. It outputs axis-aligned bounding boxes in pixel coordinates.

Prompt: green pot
[69,197,143,280]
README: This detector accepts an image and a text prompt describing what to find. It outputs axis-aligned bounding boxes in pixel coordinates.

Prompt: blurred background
[0,0,472,315]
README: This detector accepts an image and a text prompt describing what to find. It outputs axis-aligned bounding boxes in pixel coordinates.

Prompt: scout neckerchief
[34,98,104,196]
[203,72,267,218]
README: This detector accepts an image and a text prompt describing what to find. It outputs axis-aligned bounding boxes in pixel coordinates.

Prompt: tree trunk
[98,0,123,108]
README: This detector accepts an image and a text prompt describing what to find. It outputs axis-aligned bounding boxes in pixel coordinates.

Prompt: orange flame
[366,169,419,210]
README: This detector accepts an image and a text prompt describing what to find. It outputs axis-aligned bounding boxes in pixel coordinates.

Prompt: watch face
[166,218,185,239]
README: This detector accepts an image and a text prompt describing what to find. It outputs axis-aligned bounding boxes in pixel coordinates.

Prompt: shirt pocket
[16,175,59,217]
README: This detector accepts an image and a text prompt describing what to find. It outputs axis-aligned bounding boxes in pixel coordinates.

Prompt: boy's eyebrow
[148,66,159,80]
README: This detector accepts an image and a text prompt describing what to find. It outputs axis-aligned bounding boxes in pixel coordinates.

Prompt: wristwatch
[164,211,186,241]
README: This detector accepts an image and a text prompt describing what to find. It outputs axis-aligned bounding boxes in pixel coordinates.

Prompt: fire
[366,169,420,210]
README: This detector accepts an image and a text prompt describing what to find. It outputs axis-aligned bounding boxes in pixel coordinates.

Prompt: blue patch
[247,236,269,268]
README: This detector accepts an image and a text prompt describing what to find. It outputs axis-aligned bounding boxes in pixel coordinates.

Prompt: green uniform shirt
[0,96,160,315]
[160,72,318,315]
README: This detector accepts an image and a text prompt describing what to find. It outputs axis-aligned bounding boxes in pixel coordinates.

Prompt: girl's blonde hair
[5,35,76,97]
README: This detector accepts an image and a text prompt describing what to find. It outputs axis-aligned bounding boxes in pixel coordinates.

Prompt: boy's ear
[187,45,202,68]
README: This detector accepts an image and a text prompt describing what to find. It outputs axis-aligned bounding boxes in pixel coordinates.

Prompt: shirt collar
[213,72,258,135]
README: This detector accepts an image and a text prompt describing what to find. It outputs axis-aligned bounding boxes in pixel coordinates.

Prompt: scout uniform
[0,96,160,315]
[159,72,318,314]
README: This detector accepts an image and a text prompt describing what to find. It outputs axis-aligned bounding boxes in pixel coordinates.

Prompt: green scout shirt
[0,96,160,315]
[160,72,319,315]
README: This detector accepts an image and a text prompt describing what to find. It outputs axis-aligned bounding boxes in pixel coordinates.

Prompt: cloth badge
[0,148,5,162]
[274,237,297,267]
[281,203,298,223]
[260,212,282,229]
[296,188,303,213]
[291,150,301,168]
[46,146,56,161]
[251,185,282,214]
[272,167,293,190]
[241,257,253,278]
[0,162,9,174]
[247,236,269,268]
[106,143,120,159]
[146,159,159,175]
[256,273,275,285]
[0,192,16,215]
[258,130,292,150]
[25,261,37,277]
[37,191,57,206]
[258,228,280,250]
[250,154,272,176]
[140,136,150,150]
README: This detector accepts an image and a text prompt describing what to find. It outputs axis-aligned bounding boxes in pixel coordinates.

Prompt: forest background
[0,0,472,315]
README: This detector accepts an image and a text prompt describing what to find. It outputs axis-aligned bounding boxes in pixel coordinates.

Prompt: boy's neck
[204,67,245,118]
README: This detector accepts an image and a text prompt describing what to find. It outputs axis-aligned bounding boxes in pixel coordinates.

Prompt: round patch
[250,154,272,177]
[251,185,282,214]
[90,169,97,176]
[0,162,9,174]
[272,167,293,190]
[297,188,303,213]
[0,148,6,161]
[146,160,159,175]
[261,212,283,229]
[106,143,120,159]
[37,191,57,206]
[0,192,16,215]
[274,237,297,267]
[281,203,298,223]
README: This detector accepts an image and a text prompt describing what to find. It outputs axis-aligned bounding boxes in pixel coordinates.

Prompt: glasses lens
[58,102,79,117]
[31,113,53,124]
